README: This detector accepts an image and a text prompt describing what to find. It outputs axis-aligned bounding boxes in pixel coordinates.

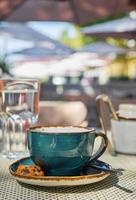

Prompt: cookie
[16,165,45,176]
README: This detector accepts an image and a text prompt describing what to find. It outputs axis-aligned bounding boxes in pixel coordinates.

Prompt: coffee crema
[30,126,94,133]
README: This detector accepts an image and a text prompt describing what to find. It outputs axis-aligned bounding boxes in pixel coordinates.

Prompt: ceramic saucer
[9,157,110,187]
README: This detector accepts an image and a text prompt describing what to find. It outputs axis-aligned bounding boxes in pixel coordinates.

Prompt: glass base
[2,151,30,159]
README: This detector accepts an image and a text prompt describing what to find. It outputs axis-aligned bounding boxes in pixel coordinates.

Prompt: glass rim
[0,79,40,92]
[0,78,39,82]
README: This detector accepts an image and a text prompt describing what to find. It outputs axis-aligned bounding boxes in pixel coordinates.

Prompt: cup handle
[89,130,108,162]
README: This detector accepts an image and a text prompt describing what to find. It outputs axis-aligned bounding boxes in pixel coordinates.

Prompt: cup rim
[119,104,136,111]
[28,125,95,134]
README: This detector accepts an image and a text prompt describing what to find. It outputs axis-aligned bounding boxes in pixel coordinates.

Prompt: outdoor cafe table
[0,151,136,200]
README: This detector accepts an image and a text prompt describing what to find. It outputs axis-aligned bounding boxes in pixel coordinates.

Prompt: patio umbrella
[82,15,136,39]
[0,0,135,25]
[12,45,74,57]
[0,22,74,56]
[80,41,128,55]
[0,22,51,41]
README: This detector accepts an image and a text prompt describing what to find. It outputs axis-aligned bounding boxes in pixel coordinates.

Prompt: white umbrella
[0,22,74,57]
[0,22,59,41]
[82,15,136,38]
[80,41,128,55]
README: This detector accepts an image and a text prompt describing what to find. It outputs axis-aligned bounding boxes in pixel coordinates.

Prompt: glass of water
[0,79,40,159]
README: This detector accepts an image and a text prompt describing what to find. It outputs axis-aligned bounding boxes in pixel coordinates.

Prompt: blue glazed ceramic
[27,126,108,176]
[9,156,111,175]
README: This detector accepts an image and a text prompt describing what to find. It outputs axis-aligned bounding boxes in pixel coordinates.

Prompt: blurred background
[0,0,136,128]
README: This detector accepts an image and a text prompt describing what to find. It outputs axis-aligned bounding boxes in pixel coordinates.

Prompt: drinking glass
[0,79,40,159]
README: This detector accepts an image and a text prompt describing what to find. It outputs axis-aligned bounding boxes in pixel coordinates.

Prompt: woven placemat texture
[0,154,136,200]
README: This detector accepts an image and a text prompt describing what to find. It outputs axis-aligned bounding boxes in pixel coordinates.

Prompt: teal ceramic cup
[27,126,108,176]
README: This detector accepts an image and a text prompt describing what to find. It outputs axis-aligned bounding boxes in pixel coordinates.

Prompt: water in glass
[0,80,39,158]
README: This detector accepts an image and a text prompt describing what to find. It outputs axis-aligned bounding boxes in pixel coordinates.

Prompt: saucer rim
[9,156,110,181]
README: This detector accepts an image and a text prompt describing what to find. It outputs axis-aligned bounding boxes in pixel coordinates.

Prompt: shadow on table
[19,173,127,193]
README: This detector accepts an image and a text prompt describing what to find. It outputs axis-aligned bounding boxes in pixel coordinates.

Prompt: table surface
[0,151,136,200]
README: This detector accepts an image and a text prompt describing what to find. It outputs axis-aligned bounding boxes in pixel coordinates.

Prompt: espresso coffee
[30,126,92,133]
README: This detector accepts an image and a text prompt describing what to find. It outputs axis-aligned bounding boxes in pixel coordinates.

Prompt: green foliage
[109,76,130,81]
[80,12,126,27]
[59,25,97,49]
[107,37,129,48]
[0,57,11,75]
